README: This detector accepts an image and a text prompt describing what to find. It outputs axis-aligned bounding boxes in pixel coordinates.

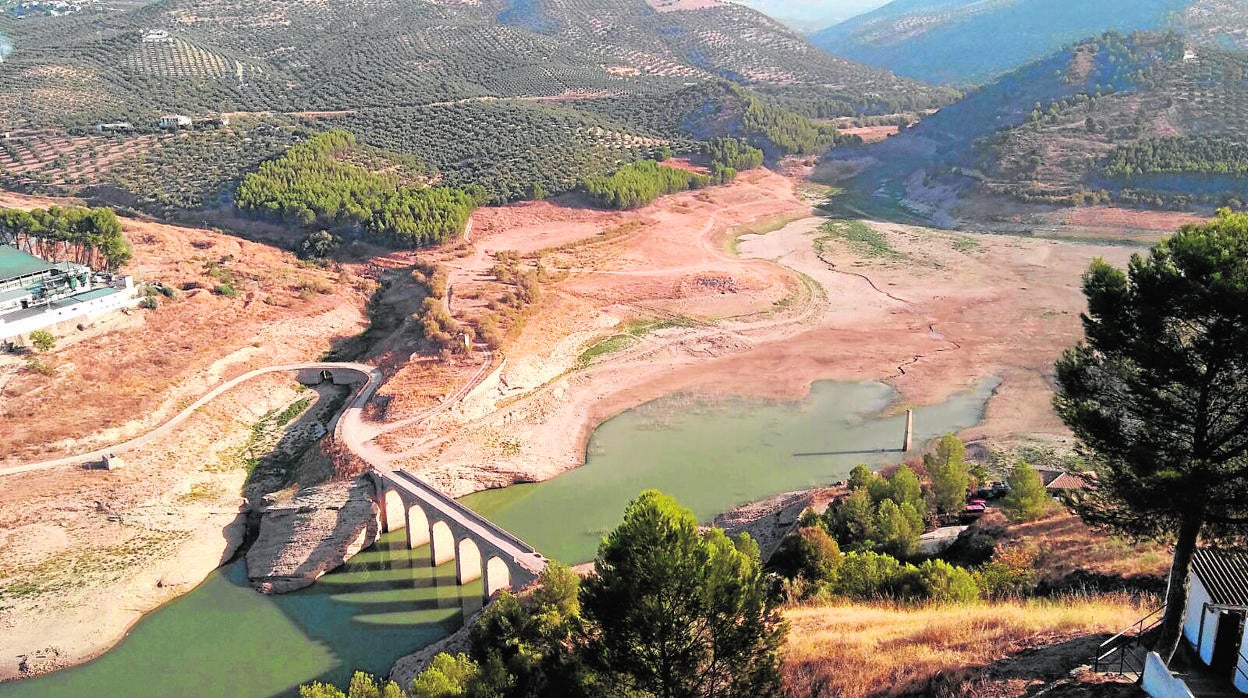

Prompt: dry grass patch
[782,597,1150,698]
[977,510,1170,584]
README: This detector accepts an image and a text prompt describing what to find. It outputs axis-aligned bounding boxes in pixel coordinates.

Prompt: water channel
[0,377,998,697]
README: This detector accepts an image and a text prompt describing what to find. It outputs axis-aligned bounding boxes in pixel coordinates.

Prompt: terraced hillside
[0,0,955,213]
[0,0,956,129]
[822,32,1248,221]
[811,0,1248,85]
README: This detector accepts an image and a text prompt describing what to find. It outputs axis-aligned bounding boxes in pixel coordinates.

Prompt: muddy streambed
[0,378,996,697]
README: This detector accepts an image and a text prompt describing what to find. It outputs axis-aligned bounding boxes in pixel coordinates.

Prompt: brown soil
[0,196,369,679]
[0,164,1148,680]
[839,125,900,143]
[1054,206,1206,232]
[0,211,369,462]
[371,170,1137,497]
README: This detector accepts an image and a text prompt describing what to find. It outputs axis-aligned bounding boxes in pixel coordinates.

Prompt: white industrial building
[0,245,140,345]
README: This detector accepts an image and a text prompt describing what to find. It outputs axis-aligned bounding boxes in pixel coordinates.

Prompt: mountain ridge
[822,31,1248,223]
[809,0,1245,85]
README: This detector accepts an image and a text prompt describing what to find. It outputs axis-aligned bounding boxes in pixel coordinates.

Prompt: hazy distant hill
[810,0,1248,85]
[732,0,890,31]
[824,32,1248,220]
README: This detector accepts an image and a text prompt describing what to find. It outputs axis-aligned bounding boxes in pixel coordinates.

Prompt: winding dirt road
[0,362,381,477]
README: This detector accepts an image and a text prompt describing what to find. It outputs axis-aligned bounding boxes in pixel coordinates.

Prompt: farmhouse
[95,122,134,133]
[0,245,140,344]
[1037,469,1091,497]
[158,114,191,129]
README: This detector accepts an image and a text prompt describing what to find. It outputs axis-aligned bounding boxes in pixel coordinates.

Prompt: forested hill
[810,0,1248,85]
[824,32,1248,218]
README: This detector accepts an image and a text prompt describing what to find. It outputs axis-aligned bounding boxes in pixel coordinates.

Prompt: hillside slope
[822,32,1248,222]
[810,0,1247,85]
[0,0,956,211]
[733,0,890,32]
[0,0,949,130]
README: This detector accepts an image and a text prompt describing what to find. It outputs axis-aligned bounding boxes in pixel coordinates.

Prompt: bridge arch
[381,488,406,533]
[430,520,455,566]
[485,557,512,598]
[406,503,430,549]
[456,538,483,585]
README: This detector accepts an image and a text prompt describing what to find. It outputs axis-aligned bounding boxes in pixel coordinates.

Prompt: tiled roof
[1037,469,1063,486]
[1045,473,1089,491]
[1192,549,1248,608]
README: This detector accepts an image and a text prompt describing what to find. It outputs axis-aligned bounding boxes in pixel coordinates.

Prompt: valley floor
[0,169,1159,682]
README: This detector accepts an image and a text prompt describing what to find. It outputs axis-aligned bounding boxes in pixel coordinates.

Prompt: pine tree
[1055,210,1248,661]
[1001,463,1049,522]
[580,490,785,697]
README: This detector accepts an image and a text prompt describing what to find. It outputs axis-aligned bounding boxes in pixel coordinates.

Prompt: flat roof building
[0,244,141,343]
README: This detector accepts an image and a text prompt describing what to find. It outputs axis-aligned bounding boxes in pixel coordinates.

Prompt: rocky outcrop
[389,608,482,690]
[246,476,380,594]
[712,487,843,562]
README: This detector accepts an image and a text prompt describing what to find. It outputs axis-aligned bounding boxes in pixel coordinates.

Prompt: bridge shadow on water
[255,527,485,697]
[237,380,485,695]
[0,530,479,698]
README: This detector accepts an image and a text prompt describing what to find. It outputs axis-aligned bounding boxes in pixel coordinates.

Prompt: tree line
[768,434,1052,605]
[1102,135,1248,177]
[583,160,714,210]
[582,138,769,210]
[234,131,482,249]
[0,205,133,271]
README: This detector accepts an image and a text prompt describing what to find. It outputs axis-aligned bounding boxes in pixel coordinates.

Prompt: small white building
[142,29,172,43]
[96,122,134,133]
[1183,548,1248,692]
[158,114,192,129]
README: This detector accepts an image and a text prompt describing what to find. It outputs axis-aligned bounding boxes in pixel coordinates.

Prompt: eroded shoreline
[0,169,1144,685]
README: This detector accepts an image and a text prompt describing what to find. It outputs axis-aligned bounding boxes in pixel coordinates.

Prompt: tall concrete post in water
[903,409,914,452]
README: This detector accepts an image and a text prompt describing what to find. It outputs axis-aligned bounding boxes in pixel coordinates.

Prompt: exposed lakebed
[0,378,997,697]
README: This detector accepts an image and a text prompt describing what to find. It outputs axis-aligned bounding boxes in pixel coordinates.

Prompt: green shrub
[771,526,843,583]
[29,330,56,352]
[583,160,712,209]
[917,559,980,603]
[830,551,921,600]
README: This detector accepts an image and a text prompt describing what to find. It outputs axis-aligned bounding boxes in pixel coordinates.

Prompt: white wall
[1142,651,1196,698]
[0,284,139,342]
[1184,574,1221,664]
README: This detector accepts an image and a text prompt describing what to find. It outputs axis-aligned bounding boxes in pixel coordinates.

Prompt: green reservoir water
[0,378,996,697]
[0,535,481,698]
[462,378,999,563]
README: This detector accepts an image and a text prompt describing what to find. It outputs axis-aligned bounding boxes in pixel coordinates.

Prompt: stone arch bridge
[372,469,547,601]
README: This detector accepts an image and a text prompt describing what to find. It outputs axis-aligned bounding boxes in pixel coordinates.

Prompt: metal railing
[1093,606,1166,676]
[1234,647,1248,690]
